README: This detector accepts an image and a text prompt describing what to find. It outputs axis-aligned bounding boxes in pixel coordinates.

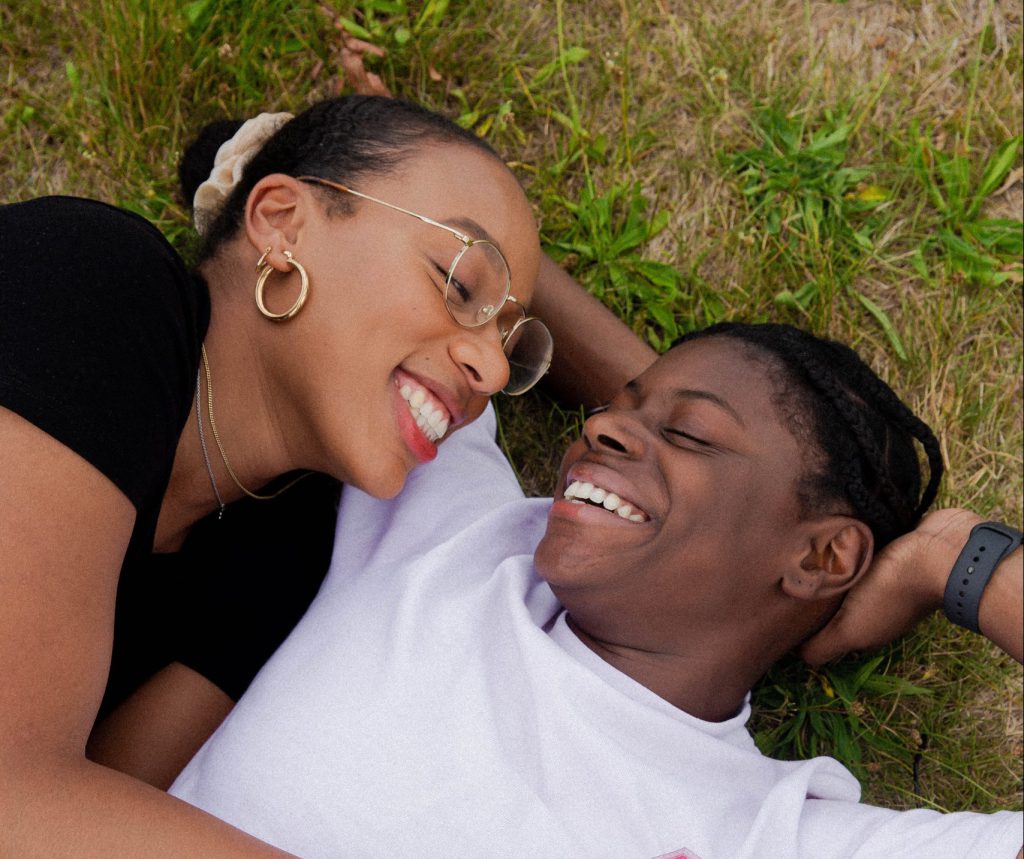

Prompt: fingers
[799,604,859,666]
[339,32,387,58]
[338,30,393,97]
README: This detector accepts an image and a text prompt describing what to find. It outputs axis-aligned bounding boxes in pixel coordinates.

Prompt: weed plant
[3,0,1021,814]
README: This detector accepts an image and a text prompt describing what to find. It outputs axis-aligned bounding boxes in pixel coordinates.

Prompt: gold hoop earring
[255,249,310,322]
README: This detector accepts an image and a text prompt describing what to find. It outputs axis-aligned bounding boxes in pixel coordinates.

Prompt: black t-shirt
[0,196,337,716]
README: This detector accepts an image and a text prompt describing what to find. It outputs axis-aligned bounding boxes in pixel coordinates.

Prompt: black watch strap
[943,521,1023,634]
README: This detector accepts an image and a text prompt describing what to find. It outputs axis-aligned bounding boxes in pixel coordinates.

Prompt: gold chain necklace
[200,345,310,502]
[196,365,226,518]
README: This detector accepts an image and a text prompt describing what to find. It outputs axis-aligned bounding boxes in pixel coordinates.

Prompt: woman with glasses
[0,95,654,856]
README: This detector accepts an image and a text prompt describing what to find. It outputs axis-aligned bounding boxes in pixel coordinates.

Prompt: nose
[449,326,510,396]
[582,409,646,457]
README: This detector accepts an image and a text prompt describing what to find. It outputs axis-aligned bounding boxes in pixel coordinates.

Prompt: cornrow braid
[673,323,943,549]
[179,95,502,262]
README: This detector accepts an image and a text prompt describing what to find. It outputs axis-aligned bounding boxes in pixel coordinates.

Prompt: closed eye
[663,427,715,450]
[432,262,469,303]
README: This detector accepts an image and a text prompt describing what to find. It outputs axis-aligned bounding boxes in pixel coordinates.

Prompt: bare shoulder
[0,406,135,754]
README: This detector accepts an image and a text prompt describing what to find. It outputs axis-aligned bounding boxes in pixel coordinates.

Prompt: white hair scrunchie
[192,111,295,236]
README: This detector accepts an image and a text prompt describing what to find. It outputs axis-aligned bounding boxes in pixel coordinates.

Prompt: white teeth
[562,482,648,523]
[398,379,450,444]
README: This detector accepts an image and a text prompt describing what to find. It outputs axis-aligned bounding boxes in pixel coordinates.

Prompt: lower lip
[548,498,648,526]
[392,377,438,465]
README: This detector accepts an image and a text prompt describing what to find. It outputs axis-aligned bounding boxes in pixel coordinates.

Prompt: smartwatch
[943,521,1023,634]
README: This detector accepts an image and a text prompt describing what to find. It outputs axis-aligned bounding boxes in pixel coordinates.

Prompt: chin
[533,529,598,591]
[340,454,413,500]
[363,468,410,500]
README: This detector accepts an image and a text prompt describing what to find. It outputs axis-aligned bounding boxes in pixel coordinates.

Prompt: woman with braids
[0,95,652,855]
[172,323,1022,857]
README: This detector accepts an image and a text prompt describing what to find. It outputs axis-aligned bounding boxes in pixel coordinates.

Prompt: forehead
[637,337,785,420]
[365,145,534,240]
[360,142,540,293]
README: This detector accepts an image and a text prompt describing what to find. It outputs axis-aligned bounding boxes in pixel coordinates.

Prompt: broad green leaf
[852,229,874,250]
[850,654,886,693]
[532,46,590,86]
[183,0,212,27]
[415,0,449,31]
[337,16,374,40]
[648,209,670,237]
[548,108,585,138]
[648,303,676,331]
[939,229,999,269]
[454,110,479,130]
[854,292,907,361]
[968,134,1022,217]
[963,218,1024,257]
[608,222,648,256]
[805,123,851,154]
[560,46,590,64]
[636,260,681,289]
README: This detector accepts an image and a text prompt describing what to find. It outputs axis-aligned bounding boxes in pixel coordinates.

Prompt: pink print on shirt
[652,850,704,859]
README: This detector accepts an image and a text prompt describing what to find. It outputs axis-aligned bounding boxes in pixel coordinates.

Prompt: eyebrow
[443,215,498,246]
[672,388,746,427]
[625,379,746,427]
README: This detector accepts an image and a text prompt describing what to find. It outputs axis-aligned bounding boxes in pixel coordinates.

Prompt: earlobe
[244,175,308,265]
[782,518,874,601]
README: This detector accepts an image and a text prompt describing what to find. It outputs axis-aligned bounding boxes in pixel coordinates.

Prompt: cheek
[555,438,588,488]
[660,460,765,551]
[440,392,492,442]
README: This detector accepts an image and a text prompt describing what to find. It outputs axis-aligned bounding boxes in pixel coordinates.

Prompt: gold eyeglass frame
[297,174,515,327]
[297,174,553,395]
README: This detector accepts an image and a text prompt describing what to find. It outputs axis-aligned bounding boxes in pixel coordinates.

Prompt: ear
[781,517,874,602]
[243,174,312,268]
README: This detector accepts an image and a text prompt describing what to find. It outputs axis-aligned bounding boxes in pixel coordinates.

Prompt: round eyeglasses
[496,298,554,396]
[298,175,553,395]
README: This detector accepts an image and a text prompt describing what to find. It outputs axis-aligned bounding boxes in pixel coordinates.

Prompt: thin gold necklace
[200,344,310,503]
[196,366,226,518]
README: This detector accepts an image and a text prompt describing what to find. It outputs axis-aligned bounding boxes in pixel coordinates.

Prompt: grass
[3,0,1021,813]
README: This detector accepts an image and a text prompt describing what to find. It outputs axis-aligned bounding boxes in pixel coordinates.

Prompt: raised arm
[0,408,295,858]
[800,508,1023,665]
[532,253,657,410]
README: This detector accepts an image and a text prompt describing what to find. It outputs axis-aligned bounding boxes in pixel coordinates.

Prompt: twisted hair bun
[177,96,500,260]
[178,119,245,208]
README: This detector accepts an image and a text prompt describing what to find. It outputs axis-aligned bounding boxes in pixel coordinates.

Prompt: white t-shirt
[171,406,1022,858]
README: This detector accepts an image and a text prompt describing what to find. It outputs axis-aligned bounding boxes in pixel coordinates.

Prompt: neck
[154,250,303,551]
[562,602,795,723]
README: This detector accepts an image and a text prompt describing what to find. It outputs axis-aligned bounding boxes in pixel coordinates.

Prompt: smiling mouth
[398,379,450,444]
[563,480,649,523]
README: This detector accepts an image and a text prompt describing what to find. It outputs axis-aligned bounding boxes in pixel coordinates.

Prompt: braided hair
[178,95,501,261]
[673,323,943,549]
